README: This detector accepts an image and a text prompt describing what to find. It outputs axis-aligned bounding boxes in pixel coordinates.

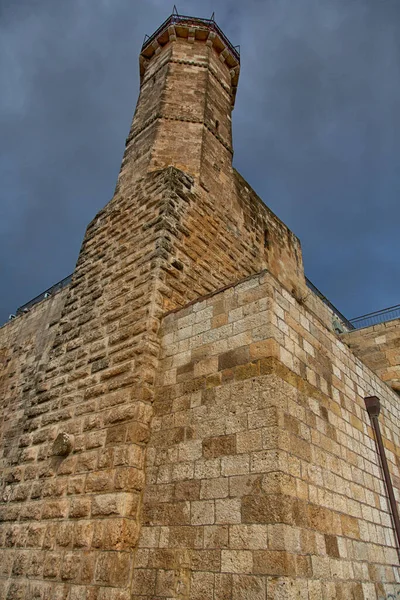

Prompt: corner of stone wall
[133,268,400,598]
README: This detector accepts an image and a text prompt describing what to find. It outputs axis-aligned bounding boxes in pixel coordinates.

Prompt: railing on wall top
[305,277,355,331]
[306,277,400,331]
[6,272,400,332]
[15,274,73,316]
[349,304,400,330]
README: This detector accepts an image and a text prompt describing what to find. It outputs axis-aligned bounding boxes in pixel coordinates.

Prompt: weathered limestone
[342,319,400,394]
[0,12,399,600]
[136,271,400,598]
[0,16,304,600]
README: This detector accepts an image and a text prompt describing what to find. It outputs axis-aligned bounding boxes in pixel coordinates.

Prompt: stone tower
[119,14,239,193]
[1,12,400,600]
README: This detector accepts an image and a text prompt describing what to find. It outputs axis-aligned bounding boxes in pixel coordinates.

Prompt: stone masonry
[1,13,400,600]
[134,271,400,600]
[342,319,400,395]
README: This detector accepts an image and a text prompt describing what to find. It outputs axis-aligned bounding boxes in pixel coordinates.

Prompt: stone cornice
[140,16,240,106]
[141,15,240,64]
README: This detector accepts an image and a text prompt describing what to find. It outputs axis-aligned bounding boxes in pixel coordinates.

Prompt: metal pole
[365,396,400,555]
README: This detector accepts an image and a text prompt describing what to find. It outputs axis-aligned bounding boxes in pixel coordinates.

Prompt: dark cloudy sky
[1,0,399,325]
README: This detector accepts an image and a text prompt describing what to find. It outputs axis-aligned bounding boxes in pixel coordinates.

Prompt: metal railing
[15,274,73,316]
[349,304,400,330]
[306,277,400,331]
[9,270,400,332]
[305,277,355,331]
[142,12,240,62]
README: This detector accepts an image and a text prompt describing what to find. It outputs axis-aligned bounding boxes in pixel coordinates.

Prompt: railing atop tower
[141,11,241,63]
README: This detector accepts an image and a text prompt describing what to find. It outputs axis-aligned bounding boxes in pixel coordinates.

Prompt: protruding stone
[230,66,240,80]
[151,39,161,55]
[138,56,147,71]
[206,31,216,47]
[52,432,74,456]
[168,25,176,42]
[219,47,230,64]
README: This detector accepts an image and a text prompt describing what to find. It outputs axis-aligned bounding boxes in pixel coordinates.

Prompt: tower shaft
[117,16,240,196]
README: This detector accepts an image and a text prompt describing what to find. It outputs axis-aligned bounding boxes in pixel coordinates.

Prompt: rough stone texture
[137,271,400,599]
[118,30,305,299]
[52,432,74,456]
[1,14,400,600]
[342,319,400,394]
[0,289,69,475]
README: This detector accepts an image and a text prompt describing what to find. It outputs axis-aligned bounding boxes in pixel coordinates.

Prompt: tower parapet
[117,12,241,194]
[140,13,240,105]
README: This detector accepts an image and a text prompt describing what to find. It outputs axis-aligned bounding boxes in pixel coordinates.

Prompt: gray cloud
[1,0,399,323]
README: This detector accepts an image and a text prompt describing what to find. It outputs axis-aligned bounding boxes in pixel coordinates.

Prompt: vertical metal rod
[365,396,400,554]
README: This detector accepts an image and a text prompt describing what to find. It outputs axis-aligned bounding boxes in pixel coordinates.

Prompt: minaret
[116,14,240,194]
[0,15,305,600]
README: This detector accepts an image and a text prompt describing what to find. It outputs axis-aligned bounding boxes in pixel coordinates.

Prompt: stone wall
[118,31,305,298]
[342,319,400,395]
[134,270,400,599]
[0,140,305,600]
[1,14,398,600]
[0,288,69,477]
